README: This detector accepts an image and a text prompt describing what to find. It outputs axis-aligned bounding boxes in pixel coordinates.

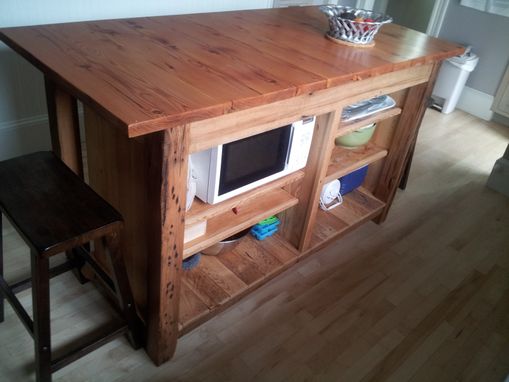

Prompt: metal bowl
[201,227,251,256]
[320,5,392,45]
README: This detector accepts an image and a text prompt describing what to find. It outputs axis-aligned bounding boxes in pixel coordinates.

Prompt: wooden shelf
[180,187,385,334]
[185,170,304,226]
[324,143,388,183]
[309,187,385,251]
[179,233,299,335]
[337,107,401,138]
[183,188,299,258]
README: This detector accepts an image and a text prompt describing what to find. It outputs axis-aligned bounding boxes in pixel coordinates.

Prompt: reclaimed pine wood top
[0,6,463,137]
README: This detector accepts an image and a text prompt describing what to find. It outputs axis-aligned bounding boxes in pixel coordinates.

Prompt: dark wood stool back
[0,152,142,382]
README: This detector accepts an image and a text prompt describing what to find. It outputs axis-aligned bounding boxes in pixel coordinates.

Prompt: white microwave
[190,117,315,204]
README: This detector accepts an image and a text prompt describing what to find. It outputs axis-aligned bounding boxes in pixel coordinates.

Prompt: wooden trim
[188,64,433,153]
[145,127,189,365]
[278,111,341,251]
[185,170,304,226]
[298,111,342,251]
[45,77,83,177]
[336,107,402,138]
[183,188,299,258]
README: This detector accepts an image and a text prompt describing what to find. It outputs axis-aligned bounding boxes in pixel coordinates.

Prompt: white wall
[0,0,273,160]
[0,0,273,28]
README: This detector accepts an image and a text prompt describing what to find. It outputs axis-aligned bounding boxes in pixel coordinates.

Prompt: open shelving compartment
[179,89,407,334]
[179,171,305,334]
[183,170,304,258]
[308,95,404,252]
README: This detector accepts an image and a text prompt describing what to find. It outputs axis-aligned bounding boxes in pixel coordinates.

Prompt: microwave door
[217,125,292,199]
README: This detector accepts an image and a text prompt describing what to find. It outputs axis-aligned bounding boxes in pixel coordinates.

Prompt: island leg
[44,76,83,177]
[145,127,189,365]
[44,78,88,283]
[374,63,440,222]
[85,111,189,365]
[83,107,189,364]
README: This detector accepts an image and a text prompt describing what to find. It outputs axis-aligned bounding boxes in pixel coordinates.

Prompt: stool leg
[67,248,89,285]
[104,233,142,349]
[31,250,52,382]
[0,212,4,323]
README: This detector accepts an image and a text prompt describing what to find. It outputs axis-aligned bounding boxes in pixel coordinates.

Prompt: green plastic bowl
[335,123,376,148]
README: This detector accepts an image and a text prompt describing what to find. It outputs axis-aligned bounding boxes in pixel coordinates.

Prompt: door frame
[426,0,450,37]
[356,0,450,37]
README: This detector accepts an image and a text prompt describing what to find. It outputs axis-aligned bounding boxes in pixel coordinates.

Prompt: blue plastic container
[339,166,368,195]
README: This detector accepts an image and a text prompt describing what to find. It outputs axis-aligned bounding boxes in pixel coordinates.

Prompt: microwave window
[218,125,292,196]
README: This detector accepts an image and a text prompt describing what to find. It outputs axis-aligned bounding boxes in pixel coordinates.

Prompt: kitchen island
[0,6,464,365]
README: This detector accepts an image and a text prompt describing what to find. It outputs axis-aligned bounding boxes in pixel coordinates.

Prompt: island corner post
[144,125,189,365]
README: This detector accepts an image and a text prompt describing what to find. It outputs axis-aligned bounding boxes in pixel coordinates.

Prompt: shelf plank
[183,188,299,258]
[179,234,299,334]
[178,281,210,331]
[185,170,304,226]
[309,188,385,250]
[324,143,388,184]
[179,188,384,335]
[195,255,248,297]
[337,107,402,138]
[214,248,267,285]
[225,237,284,276]
[182,263,231,308]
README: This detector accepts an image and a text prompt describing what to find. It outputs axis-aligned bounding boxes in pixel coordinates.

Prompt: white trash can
[432,50,479,114]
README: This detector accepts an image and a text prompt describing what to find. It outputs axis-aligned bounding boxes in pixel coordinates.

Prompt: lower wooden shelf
[309,187,385,250]
[178,188,385,335]
[324,143,388,184]
[179,233,299,335]
[183,188,299,258]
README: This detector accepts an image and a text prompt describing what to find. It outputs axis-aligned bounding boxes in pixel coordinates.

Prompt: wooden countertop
[0,6,463,138]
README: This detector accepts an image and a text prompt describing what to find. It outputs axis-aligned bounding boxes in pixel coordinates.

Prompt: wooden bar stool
[0,152,142,382]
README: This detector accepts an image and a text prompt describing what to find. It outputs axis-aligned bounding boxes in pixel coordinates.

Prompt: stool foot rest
[10,261,74,295]
[0,260,75,330]
[0,275,34,335]
[73,246,115,292]
[51,319,128,373]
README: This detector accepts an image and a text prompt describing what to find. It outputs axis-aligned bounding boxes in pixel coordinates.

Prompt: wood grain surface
[0,7,463,138]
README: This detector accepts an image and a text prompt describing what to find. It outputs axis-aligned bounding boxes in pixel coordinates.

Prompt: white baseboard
[492,112,509,127]
[0,114,52,161]
[456,86,494,121]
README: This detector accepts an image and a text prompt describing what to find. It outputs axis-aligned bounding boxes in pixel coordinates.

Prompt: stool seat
[0,152,122,257]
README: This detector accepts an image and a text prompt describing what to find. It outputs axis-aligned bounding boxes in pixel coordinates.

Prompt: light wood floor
[1,109,509,381]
